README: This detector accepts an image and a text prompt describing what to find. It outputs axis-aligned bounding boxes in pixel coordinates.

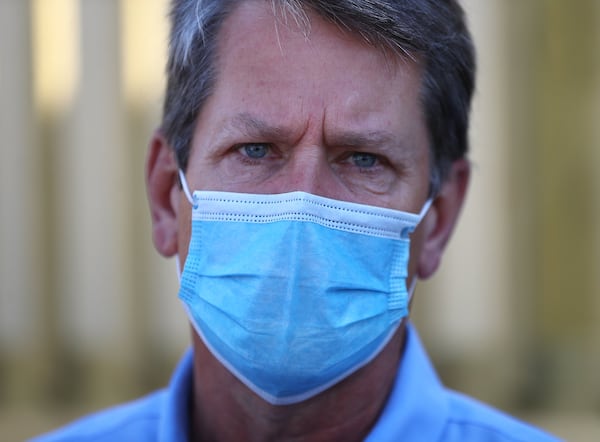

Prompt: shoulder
[29,390,167,442]
[30,349,194,442]
[442,390,562,442]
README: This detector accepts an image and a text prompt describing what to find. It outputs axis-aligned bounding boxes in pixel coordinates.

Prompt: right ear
[145,130,181,257]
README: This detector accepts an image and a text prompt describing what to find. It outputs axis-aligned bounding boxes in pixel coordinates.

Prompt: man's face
[146,0,469,408]
[177,1,432,265]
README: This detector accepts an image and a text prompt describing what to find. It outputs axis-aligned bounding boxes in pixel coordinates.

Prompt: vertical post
[53,0,135,404]
[0,0,46,405]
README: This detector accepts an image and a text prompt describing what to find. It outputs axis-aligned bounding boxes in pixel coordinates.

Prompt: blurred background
[0,0,599,440]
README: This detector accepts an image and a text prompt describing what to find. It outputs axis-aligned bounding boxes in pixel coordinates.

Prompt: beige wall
[1,1,599,440]
[414,1,600,427]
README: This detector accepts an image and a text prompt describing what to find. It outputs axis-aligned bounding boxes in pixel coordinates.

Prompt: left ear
[146,129,182,257]
[417,158,470,279]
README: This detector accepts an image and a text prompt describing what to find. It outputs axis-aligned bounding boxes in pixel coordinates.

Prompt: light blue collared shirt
[31,325,560,441]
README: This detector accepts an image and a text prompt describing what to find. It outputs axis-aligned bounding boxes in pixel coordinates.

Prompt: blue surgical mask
[178,171,431,405]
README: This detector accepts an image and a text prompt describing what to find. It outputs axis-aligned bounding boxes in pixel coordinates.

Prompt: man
[34,0,560,441]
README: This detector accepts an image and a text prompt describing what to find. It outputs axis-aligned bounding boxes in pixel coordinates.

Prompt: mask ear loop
[418,198,434,221]
[407,198,433,305]
[176,169,195,282]
[403,198,434,239]
[175,255,182,282]
[400,276,419,325]
[405,198,432,309]
[407,276,418,303]
[178,169,195,205]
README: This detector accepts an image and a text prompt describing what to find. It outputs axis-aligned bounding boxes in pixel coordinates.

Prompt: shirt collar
[159,348,194,442]
[364,322,449,441]
[158,323,447,442]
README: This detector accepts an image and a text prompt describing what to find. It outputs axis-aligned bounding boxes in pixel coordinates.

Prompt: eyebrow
[326,130,398,151]
[228,112,298,142]
[225,112,400,151]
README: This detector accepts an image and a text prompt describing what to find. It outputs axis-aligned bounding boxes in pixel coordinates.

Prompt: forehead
[215,1,413,79]
[194,0,427,152]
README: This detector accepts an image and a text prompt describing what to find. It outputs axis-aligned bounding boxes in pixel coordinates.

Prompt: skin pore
[146,1,470,440]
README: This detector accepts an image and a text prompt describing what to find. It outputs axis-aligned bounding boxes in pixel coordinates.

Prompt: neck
[189,325,407,442]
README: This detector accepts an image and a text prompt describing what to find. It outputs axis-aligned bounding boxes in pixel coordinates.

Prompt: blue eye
[242,143,269,159]
[351,152,377,168]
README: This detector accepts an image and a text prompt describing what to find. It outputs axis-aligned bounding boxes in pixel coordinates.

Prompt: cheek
[407,226,426,279]
[177,197,193,262]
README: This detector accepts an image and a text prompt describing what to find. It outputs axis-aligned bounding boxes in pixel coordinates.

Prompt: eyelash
[232,143,389,175]
[234,143,276,164]
[343,152,388,174]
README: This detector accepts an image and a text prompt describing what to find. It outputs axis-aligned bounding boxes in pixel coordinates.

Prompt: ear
[417,158,470,279]
[145,130,181,257]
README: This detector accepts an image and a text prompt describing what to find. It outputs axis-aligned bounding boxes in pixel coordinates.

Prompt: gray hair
[161,0,476,195]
